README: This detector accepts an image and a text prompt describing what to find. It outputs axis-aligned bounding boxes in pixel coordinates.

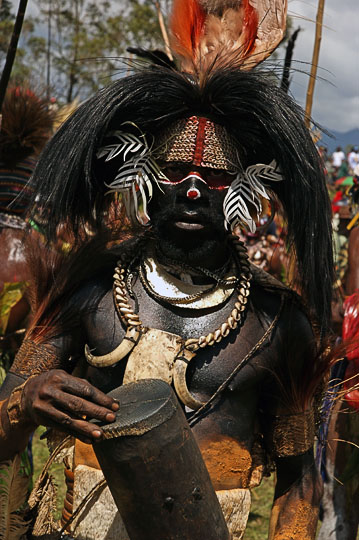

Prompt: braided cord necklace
[138,248,238,305]
[113,235,252,353]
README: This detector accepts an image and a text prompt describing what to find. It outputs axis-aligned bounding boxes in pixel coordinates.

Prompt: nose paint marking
[186,187,201,200]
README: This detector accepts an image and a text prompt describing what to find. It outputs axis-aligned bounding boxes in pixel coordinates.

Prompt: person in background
[332,146,346,180]
[0,86,54,363]
[348,147,359,175]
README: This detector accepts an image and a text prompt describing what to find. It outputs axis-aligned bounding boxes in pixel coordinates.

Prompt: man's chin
[152,222,226,264]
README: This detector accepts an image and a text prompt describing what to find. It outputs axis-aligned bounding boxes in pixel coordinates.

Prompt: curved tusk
[173,350,205,411]
[85,326,141,368]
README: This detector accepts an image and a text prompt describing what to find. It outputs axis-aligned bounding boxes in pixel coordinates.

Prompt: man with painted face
[0,1,334,539]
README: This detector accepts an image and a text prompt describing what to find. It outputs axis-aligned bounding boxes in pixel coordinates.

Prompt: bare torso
[76,268,311,490]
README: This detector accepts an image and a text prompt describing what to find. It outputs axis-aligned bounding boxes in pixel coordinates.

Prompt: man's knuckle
[32,399,42,413]
[93,406,105,418]
[69,398,82,412]
[51,389,62,402]
[60,415,72,427]
[82,384,94,399]
[38,386,50,400]
[50,372,64,385]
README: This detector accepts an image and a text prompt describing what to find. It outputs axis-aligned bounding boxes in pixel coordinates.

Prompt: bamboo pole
[305,0,326,129]
[46,0,52,101]
[0,0,29,127]
[154,1,173,61]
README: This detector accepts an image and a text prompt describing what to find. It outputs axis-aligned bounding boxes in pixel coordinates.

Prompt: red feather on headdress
[170,0,206,58]
[170,0,287,73]
[241,0,258,56]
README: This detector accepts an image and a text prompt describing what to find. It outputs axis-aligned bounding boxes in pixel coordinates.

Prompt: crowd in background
[319,144,359,184]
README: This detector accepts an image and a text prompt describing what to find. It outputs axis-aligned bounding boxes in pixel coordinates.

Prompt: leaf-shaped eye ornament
[97,130,166,226]
[223,161,283,233]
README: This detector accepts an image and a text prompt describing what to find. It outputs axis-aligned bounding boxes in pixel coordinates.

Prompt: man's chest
[82,283,276,403]
[81,283,279,490]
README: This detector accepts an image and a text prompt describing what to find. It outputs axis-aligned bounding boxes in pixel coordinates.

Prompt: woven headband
[154,116,240,172]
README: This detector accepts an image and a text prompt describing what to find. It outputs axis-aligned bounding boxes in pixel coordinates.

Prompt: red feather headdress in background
[170,0,287,73]
[342,293,359,410]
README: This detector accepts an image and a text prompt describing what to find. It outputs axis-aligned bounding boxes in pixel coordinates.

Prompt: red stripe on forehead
[193,117,207,167]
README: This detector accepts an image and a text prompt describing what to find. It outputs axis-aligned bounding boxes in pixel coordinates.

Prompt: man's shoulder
[70,235,142,298]
[249,263,302,310]
[250,263,291,295]
[249,264,314,340]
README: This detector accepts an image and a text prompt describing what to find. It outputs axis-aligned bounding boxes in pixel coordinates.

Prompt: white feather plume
[97,130,165,226]
[223,160,282,233]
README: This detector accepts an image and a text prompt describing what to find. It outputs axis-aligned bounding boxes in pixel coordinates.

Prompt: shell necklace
[84,235,252,410]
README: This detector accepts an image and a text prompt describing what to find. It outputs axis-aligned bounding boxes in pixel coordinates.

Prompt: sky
[9,0,358,133]
[287,0,358,133]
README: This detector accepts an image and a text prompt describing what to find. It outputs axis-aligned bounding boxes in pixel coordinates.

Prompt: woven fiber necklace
[84,235,252,410]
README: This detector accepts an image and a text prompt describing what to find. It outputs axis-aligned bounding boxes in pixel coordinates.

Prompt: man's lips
[172,212,207,231]
[174,221,205,231]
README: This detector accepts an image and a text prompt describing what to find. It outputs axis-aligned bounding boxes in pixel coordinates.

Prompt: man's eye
[209,169,224,177]
[206,170,233,189]
[162,166,185,182]
[166,167,181,175]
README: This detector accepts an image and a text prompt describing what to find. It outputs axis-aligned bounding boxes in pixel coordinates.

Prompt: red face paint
[186,187,201,200]
[159,166,234,190]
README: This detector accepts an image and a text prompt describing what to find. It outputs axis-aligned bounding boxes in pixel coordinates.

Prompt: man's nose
[176,175,209,204]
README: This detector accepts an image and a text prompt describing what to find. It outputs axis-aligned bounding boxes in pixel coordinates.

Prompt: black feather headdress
[28,65,333,334]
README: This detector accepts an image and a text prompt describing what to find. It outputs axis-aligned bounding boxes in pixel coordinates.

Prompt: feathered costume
[0,87,53,218]
[2,1,335,539]
[0,87,54,540]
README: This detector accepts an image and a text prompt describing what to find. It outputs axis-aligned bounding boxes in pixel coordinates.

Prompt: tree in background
[1,0,163,103]
[0,0,36,83]
[0,1,14,57]
[1,1,293,104]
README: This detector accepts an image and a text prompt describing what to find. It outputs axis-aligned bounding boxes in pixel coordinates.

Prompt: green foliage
[0,0,14,21]
[0,6,38,86]
[124,0,162,48]
[0,0,14,56]
[0,19,13,55]
[244,476,274,539]
[0,282,28,336]
[1,0,164,103]
[32,427,66,519]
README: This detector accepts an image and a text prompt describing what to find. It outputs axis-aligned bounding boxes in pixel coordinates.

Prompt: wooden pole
[0,0,29,127]
[154,1,173,61]
[46,0,52,101]
[305,0,326,129]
